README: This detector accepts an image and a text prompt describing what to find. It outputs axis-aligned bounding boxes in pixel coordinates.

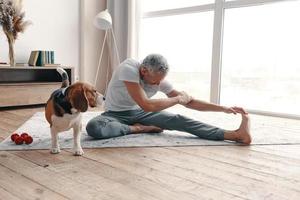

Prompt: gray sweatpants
[86,109,224,141]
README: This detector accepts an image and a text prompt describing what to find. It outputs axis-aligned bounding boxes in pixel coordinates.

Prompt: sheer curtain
[96,0,141,94]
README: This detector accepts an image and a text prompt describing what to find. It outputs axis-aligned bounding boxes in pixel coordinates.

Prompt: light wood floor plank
[0,151,114,200]
[0,129,7,141]
[252,145,300,160]
[173,146,300,182]
[0,113,28,126]
[89,147,299,200]
[3,106,44,117]
[0,110,29,122]
[80,148,245,200]
[166,147,300,193]
[0,164,67,200]
[0,106,44,142]
[13,150,166,200]
[15,149,199,200]
[0,120,18,133]
[0,186,21,200]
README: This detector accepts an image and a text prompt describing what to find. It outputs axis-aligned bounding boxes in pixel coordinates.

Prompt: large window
[139,12,214,101]
[221,1,300,116]
[142,0,214,12]
[139,0,300,118]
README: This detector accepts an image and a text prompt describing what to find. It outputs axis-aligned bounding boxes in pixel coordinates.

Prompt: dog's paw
[50,147,61,154]
[73,147,84,156]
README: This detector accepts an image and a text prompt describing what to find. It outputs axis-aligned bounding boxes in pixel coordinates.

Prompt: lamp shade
[93,9,112,30]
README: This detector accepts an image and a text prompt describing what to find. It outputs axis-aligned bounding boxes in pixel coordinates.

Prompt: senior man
[86,54,251,144]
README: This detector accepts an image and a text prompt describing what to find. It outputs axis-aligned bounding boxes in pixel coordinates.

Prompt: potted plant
[0,0,30,66]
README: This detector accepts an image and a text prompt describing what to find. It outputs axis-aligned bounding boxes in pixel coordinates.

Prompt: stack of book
[28,50,61,67]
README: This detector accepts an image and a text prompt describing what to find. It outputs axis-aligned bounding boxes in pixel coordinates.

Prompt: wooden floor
[0,106,300,200]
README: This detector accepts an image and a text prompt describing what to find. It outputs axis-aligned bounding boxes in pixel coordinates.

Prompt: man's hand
[223,106,248,115]
[177,91,193,105]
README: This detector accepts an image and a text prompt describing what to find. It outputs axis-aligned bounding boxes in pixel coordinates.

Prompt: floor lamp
[93,9,120,90]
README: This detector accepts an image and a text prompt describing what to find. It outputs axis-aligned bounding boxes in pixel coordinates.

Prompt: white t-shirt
[104,58,174,111]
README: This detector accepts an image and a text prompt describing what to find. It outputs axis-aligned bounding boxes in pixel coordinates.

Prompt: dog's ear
[69,85,88,112]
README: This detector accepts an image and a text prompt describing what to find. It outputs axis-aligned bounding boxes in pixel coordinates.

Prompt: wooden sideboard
[0,66,75,107]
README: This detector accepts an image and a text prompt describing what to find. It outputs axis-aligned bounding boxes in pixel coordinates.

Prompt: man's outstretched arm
[124,81,191,112]
[167,90,247,114]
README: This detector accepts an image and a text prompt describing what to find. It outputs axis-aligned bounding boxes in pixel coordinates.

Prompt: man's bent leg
[137,110,224,141]
[86,115,131,139]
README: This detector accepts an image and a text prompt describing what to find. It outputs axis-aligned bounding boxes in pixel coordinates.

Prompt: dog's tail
[56,67,69,88]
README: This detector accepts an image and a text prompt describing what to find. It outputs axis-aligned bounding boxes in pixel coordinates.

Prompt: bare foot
[235,114,252,145]
[130,123,163,134]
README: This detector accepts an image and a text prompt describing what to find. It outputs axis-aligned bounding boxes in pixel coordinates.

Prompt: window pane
[221,1,300,115]
[139,12,214,101]
[142,0,214,12]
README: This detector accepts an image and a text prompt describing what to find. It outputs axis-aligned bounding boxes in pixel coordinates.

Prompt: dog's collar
[61,87,68,96]
[53,88,73,115]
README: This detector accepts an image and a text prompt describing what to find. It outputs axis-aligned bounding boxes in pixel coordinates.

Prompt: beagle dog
[45,67,103,156]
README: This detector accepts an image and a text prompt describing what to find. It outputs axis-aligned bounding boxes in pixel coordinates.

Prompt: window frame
[141,0,300,120]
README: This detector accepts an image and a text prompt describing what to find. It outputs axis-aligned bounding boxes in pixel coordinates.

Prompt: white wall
[80,0,107,86]
[0,0,80,79]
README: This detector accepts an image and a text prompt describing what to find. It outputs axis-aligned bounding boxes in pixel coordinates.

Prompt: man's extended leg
[136,110,225,140]
[136,109,251,144]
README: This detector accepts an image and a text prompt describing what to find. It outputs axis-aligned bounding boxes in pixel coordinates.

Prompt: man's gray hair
[141,54,169,74]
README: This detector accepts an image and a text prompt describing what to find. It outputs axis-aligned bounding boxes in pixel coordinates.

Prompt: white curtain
[96,0,141,94]
[108,0,141,67]
[126,0,141,59]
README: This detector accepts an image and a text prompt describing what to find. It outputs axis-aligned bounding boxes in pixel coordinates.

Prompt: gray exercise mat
[0,111,299,151]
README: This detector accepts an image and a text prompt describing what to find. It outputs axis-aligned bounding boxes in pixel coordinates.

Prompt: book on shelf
[36,51,45,66]
[28,50,57,66]
[28,51,39,66]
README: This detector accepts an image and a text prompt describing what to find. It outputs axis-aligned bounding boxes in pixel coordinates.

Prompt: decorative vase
[6,33,15,66]
[0,0,31,67]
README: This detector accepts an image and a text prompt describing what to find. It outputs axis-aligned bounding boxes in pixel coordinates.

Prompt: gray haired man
[87,54,251,144]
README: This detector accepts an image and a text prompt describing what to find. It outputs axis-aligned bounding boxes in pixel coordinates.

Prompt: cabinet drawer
[0,83,61,107]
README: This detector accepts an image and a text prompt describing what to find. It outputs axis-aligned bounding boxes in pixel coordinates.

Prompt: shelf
[0,82,62,86]
[0,67,74,84]
[0,66,72,69]
[0,66,74,107]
